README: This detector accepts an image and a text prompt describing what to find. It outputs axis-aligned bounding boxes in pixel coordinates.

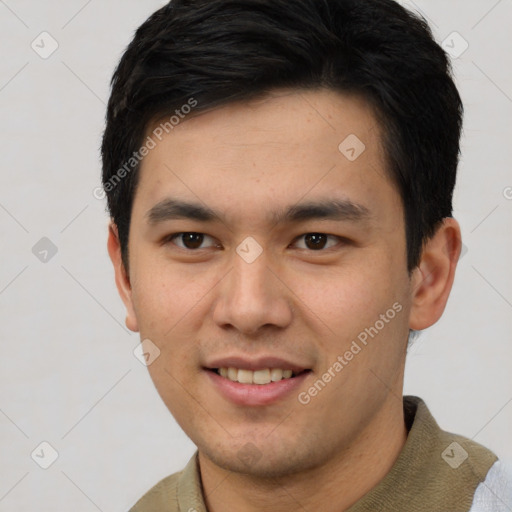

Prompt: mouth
[204,364,312,406]
[207,367,311,385]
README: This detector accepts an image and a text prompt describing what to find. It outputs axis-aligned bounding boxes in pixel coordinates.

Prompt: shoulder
[128,470,182,512]
[406,396,498,476]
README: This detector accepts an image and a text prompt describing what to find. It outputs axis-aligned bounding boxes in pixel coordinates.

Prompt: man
[101,1,511,510]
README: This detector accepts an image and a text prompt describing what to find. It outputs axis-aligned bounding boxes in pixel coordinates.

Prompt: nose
[212,248,293,335]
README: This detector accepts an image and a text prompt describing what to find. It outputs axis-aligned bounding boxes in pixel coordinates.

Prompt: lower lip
[205,369,311,406]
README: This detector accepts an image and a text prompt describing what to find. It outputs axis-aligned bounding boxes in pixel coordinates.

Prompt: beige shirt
[129,396,497,512]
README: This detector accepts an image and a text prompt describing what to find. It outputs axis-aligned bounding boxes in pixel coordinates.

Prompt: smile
[205,367,312,406]
[214,367,305,385]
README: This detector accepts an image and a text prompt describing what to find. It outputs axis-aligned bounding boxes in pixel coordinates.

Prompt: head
[103,0,463,479]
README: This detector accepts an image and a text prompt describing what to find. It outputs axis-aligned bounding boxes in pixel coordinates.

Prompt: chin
[199,439,324,480]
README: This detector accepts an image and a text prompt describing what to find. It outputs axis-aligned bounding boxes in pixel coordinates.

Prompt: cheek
[129,259,226,384]
[291,259,402,334]
[132,264,208,414]
[130,259,215,334]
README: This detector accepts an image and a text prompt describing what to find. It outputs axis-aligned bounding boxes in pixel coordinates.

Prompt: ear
[107,222,139,332]
[409,217,462,330]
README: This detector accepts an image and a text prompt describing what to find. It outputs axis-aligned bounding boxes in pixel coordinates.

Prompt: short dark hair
[101,0,463,273]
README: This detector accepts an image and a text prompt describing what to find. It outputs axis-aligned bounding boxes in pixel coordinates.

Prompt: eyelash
[164,232,345,252]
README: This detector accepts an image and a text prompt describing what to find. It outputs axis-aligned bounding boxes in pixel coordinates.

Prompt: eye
[166,232,219,250]
[292,233,342,251]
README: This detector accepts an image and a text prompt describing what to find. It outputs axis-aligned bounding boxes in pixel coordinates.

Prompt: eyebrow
[146,197,372,226]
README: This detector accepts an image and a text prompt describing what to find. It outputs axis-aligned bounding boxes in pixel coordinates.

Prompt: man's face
[121,89,415,477]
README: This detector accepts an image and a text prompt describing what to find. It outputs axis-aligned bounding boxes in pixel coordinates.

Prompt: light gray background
[0,1,511,510]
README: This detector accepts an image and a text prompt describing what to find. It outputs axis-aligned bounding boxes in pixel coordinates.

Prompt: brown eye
[293,233,341,251]
[169,232,216,250]
[304,234,327,250]
[181,233,204,249]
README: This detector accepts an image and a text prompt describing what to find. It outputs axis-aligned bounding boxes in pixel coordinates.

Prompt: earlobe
[107,222,139,332]
[409,218,462,331]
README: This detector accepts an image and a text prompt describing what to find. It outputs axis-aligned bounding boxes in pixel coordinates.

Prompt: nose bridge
[212,244,292,333]
[232,252,272,302]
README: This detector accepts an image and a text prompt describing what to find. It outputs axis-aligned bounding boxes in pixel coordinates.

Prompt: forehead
[133,88,398,228]
[146,88,384,157]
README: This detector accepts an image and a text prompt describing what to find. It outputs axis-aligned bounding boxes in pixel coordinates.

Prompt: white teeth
[270,368,283,381]
[253,369,271,385]
[218,367,297,385]
[237,369,253,384]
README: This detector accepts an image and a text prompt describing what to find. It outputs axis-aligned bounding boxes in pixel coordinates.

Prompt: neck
[198,394,408,512]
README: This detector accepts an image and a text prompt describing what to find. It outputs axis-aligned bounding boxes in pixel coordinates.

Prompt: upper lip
[204,356,310,373]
